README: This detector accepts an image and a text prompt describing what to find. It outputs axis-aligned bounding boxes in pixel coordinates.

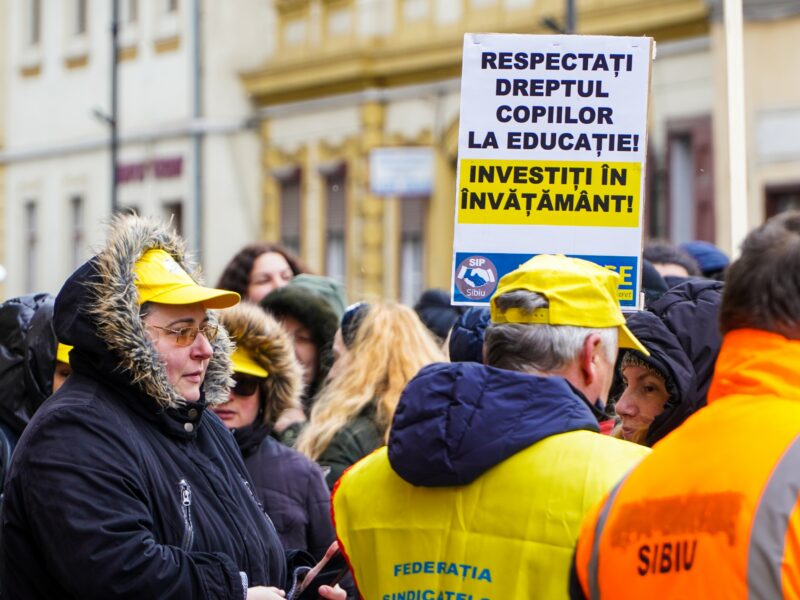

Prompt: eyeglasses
[148,323,219,347]
[231,374,261,397]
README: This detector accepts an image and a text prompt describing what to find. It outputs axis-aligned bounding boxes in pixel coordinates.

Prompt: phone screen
[295,541,348,596]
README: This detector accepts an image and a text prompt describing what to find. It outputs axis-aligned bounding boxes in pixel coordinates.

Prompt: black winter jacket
[1,218,286,599]
[237,427,335,561]
[0,293,57,489]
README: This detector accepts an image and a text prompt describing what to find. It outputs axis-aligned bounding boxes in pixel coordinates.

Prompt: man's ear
[578,333,603,386]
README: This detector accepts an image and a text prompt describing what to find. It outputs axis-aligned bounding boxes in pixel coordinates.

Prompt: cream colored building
[710,1,800,253]
[1,0,274,298]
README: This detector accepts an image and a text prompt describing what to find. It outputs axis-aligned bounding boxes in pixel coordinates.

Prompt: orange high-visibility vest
[574,329,800,599]
[333,430,648,600]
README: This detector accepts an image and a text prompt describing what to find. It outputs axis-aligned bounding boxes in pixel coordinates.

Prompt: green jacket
[318,412,383,489]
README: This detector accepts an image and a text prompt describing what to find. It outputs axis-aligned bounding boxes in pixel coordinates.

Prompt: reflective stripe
[588,476,627,600]
[748,434,800,600]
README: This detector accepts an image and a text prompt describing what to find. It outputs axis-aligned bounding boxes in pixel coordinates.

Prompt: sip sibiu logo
[455,256,498,300]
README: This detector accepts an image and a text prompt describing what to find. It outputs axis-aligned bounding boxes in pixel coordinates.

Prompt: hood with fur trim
[218,302,303,425]
[54,215,234,410]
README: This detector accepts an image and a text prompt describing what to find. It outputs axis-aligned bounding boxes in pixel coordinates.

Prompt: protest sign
[451,33,654,308]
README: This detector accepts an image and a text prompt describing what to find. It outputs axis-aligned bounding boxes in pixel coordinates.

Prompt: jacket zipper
[241,476,278,534]
[179,479,194,551]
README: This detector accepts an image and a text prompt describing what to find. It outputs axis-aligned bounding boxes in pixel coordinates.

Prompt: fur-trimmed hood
[217,302,303,425]
[54,215,234,410]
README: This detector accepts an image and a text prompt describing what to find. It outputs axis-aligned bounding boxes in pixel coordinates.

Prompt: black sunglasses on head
[231,374,261,397]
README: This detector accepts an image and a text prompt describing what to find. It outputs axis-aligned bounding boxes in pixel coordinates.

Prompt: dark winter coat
[217,303,335,562]
[448,307,490,363]
[237,429,334,561]
[0,293,57,489]
[1,217,286,599]
[624,279,724,446]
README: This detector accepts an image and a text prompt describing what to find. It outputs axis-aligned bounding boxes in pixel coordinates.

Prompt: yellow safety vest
[333,430,649,599]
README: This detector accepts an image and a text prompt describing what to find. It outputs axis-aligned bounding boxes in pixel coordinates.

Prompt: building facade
[4,0,800,301]
[243,0,714,302]
[1,0,274,298]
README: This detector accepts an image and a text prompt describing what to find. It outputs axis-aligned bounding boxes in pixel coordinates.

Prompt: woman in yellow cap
[53,343,73,393]
[1,216,345,600]
[214,303,336,562]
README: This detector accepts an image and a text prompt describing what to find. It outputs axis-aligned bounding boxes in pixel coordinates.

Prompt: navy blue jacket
[388,362,600,486]
[237,431,334,561]
[625,279,724,446]
[448,307,490,364]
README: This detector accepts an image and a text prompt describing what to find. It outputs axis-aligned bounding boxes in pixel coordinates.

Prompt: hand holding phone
[289,542,350,600]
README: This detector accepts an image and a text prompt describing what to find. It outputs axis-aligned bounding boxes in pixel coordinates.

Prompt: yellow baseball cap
[134,249,240,309]
[490,254,649,355]
[231,346,269,378]
[56,343,73,365]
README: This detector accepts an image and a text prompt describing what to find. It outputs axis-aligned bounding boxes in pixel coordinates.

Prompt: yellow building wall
[246,0,709,301]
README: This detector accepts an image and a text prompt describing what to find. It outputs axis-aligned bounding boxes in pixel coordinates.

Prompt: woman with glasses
[1,216,345,600]
[214,304,335,562]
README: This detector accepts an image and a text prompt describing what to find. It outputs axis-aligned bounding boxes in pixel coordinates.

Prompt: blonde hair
[296,302,445,460]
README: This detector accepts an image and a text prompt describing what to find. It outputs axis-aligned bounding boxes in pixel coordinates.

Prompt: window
[399,197,426,305]
[71,196,85,270]
[75,0,88,35]
[667,134,695,244]
[766,184,800,218]
[24,202,38,293]
[163,201,184,237]
[660,116,715,243]
[29,0,42,45]
[279,172,301,256]
[324,166,346,283]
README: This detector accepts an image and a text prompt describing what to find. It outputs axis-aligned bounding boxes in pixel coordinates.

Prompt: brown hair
[720,210,800,336]
[216,243,309,298]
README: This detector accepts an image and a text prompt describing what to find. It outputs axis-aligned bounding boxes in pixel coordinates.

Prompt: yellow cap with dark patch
[490,254,649,356]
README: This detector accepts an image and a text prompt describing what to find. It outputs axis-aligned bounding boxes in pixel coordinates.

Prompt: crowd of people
[1,209,799,598]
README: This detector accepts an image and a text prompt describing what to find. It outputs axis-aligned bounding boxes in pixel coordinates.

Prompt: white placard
[451,33,654,307]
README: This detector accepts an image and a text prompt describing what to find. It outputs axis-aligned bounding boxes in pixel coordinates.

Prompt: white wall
[5,151,109,296]
[200,1,274,283]
[3,0,278,296]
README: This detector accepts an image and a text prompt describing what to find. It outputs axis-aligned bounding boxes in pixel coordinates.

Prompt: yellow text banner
[457,159,641,227]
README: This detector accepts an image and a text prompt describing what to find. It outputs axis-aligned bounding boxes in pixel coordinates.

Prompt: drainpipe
[191,0,204,261]
[565,0,576,34]
[111,0,119,213]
